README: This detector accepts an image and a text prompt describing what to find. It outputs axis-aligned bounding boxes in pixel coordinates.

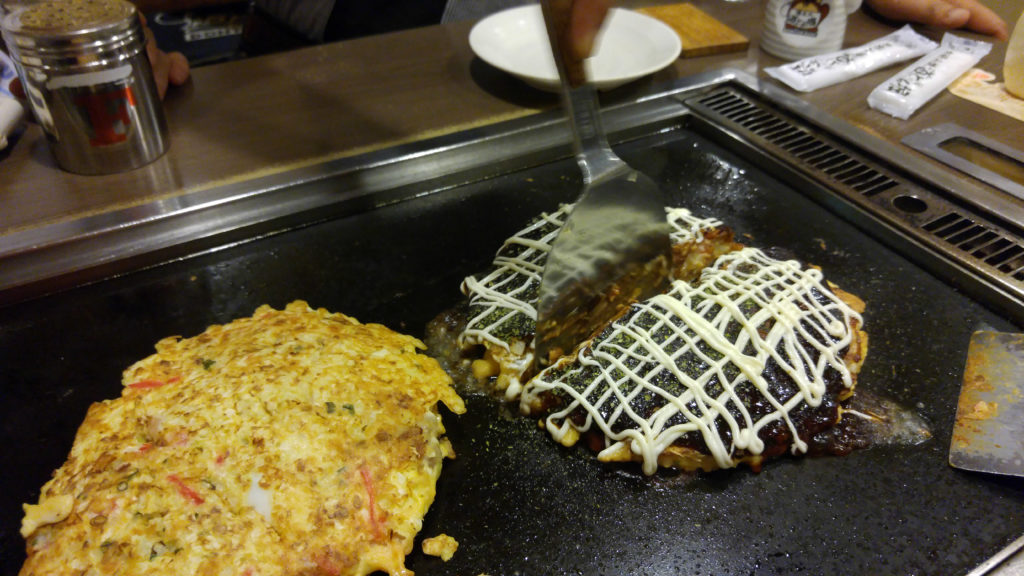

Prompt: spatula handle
[540,0,587,87]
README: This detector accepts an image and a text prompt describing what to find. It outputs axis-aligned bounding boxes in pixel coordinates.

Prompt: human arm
[864,0,1009,40]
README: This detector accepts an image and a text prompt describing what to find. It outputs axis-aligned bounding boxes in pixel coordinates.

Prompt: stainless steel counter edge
[4,68,1023,308]
[0,74,694,305]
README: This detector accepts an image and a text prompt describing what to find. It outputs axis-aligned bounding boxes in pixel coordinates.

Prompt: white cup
[761,0,862,60]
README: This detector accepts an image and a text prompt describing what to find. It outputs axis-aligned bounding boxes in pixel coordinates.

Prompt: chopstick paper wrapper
[764,25,937,92]
[867,34,992,119]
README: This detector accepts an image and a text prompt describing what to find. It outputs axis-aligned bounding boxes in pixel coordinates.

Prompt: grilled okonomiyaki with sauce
[446,205,872,474]
[19,301,465,576]
[457,206,742,402]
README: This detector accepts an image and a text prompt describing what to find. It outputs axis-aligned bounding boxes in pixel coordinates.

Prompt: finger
[867,0,968,28]
[143,24,171,99]
[945,0,1008,39]
[167,52,190,87]
[865,0,1007,39]
[569,0,611,60]
[152,52,170,100]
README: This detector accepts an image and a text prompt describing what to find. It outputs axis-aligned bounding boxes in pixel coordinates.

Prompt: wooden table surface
[1,0,1020,237]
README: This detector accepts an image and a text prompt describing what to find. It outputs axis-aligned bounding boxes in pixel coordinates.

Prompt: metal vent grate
[684,85,1024,320]
[693,90,899,198]
[925,213,1024,281]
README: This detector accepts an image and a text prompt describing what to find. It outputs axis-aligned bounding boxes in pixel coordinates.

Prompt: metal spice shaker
[1,0,168,174]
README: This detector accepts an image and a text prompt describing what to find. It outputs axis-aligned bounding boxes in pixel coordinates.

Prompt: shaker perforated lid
[1,0,144,71]
[5,0,135,35]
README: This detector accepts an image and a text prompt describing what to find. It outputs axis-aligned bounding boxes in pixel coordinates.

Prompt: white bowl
[469,5,682,91]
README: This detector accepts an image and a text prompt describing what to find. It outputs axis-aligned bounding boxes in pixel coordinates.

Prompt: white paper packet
[764,25,938,92]
[0,96,24,150]
[0,50,25,150]
[867,33,993,119]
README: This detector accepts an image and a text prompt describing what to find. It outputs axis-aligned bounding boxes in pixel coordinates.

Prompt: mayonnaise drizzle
[458,207,567,354]
[459,205,860,474]
[458,205,723,368]
[521,247,862,475]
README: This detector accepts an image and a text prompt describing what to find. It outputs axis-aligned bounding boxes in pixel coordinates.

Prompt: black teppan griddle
[2,88,1023,576]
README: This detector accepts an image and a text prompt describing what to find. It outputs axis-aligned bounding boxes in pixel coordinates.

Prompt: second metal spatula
[534,0,672,369]
[949,331,1024,478]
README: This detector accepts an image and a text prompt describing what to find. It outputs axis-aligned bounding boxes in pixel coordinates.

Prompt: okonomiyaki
[458,205,741,401]
[19,301,466,576]
[454,205,868,474]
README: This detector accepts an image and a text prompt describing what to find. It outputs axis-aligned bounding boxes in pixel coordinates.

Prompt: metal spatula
[533,0,672,369]
[949,331,1024,478]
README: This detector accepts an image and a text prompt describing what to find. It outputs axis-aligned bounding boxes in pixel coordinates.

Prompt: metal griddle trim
[0,85,688,306]
[4,68,1024,323]
[0,71,768,305]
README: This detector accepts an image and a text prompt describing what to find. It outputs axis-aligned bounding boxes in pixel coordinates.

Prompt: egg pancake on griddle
[20,301,465,576]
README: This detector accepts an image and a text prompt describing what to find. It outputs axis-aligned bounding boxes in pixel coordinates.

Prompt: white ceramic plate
[469,5,682,92]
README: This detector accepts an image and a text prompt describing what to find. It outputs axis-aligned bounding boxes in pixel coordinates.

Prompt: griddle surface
[2,127,1021,576]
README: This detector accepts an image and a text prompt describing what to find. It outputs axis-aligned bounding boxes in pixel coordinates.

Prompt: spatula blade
[949,331,1024,477]
[534,173,671,369]
[532,0,672,371]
